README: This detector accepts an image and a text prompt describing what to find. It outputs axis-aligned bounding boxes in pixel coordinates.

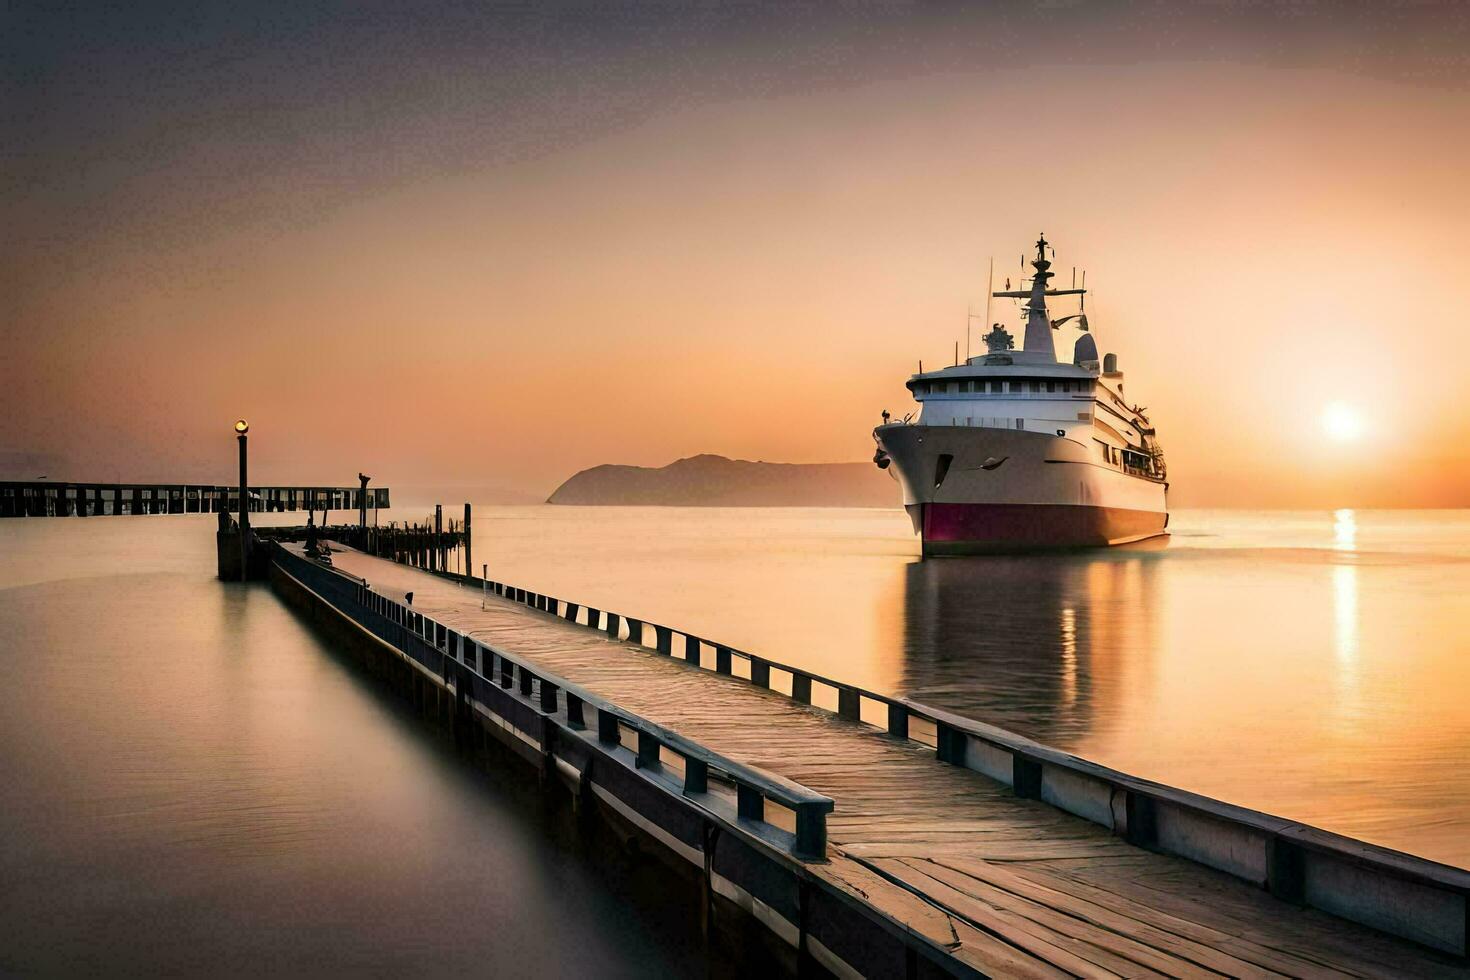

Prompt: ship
[873,235,1168,555]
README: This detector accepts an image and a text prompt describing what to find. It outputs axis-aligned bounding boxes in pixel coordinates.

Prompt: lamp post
[234,419,249,581]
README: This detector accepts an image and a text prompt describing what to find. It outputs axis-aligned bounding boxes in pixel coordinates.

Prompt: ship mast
[991,234,1086,362]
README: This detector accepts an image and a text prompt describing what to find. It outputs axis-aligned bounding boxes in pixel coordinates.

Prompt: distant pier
[264,528,1470,978]
[0,481,389,518]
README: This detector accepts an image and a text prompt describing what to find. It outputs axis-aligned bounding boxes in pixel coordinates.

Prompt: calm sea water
[2,506,1467,973]
[0,517,711,976]
[452,505,1470,870]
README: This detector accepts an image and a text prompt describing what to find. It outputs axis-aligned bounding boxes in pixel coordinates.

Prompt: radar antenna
[989,235,1087,358]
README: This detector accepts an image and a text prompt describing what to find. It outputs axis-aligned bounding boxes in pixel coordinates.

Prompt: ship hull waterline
[875,423,1169,555]
[909,502,1167,555]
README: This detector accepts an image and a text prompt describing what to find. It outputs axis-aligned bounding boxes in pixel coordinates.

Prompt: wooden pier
[0,480,390,518]
[269,538,1469,978]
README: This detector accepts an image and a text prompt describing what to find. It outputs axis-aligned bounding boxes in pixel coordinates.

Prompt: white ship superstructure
[873,236,1168,554]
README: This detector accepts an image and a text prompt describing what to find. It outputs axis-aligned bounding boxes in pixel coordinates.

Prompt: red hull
[913,503,1167,555]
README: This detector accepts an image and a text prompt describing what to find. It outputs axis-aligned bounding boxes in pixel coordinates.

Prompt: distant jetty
[547,454,895,507]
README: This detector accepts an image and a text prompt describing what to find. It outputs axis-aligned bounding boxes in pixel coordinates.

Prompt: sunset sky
[5,2,1469,507]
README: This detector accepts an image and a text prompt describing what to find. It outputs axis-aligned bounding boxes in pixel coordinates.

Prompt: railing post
[636,730,660,769]
[795,805,828,860]
[936,723,965,765]
[792,673,812,704]
[1268,835,1306,904]
[684,635,701,667]
[597,708,619,745]
[1013,755,1043,798]
[564,602,580,623]
[626,618,643,645]
[715,646,732,674]
[750,660,770,688]
[606,612,620,639]
[737,785,763,822]
[518,667,534,698]
[566,693,586,729]
[539,679,558,714]
[887,703,909,739]
[838,688,861,720]
[1124,791,1158,847]
[683,757,708,795]
[586,607,600,630]
[499,657,513,689]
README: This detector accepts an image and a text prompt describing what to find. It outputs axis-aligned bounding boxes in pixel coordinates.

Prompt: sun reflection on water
[1333,508,1357,552]
[1059,607,1078,708]
[1332,510,1361,719]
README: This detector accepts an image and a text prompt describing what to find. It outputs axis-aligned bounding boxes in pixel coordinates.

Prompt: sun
[1321,402,1364,443]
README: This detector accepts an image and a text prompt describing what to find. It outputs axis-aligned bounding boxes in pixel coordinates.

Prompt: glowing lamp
[234,419,249,434]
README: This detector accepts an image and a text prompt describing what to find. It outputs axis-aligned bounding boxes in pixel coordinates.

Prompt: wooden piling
[463,502,472,586]
[435,505,443,572]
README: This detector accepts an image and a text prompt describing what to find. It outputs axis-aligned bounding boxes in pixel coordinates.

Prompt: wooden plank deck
[326,546,1465,979]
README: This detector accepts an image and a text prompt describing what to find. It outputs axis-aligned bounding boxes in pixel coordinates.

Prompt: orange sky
[5,4,1469,506]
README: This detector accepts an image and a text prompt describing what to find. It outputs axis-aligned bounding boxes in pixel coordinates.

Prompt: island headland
[547,454,895,507]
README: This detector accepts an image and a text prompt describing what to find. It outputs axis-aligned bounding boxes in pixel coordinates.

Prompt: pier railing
[444,568,1470,958]
[272,547,834,861]
[0,481,389,517]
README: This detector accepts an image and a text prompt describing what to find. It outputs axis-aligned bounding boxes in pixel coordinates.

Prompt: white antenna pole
[985,257,994,330]
[965,304,972,362]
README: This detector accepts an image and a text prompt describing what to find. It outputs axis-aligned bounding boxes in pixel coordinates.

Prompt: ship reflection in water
[900,540,1164,748]
[890,509,1470,868]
